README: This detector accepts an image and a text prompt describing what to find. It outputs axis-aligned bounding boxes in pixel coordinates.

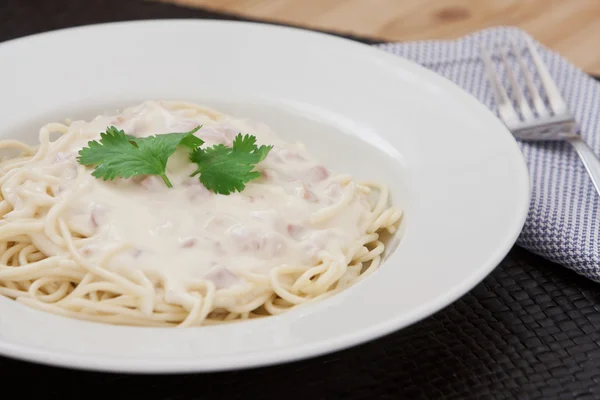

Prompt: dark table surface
[3,1,600,399]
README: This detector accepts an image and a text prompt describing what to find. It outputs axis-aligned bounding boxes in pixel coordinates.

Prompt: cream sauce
[1,101,375,296]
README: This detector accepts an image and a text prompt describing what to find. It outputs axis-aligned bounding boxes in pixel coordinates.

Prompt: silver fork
[481,38,600,196]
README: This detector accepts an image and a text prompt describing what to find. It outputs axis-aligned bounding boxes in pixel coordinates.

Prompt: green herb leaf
[77,125,203,188]
[190,133,273,195]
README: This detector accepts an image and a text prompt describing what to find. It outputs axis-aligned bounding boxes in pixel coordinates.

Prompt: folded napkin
[376,27,600,282]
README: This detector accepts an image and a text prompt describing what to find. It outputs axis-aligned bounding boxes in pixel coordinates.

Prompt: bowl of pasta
[0,20,529,372]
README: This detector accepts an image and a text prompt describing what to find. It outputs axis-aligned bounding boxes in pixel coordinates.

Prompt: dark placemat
[2,1,600,399]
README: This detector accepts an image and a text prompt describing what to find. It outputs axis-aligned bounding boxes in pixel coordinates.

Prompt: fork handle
[567,136,600,196]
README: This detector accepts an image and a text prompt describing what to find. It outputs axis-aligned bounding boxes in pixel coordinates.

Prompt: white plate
[0,20,530,373]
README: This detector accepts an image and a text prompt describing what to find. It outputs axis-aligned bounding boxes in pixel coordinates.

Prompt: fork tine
[480,45,519,125]
[510,38,549,118]
[523,36,567,115]
[500,46,534,121]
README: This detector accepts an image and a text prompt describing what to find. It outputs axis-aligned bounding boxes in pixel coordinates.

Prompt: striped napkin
[376,27,600,282]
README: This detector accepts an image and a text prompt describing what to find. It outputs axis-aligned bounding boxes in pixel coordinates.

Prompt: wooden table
[163,0,600,75]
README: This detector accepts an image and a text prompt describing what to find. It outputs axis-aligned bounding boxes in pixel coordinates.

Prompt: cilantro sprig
[77,126,202,188]
[77,125,273,194]
[190,134,273,195]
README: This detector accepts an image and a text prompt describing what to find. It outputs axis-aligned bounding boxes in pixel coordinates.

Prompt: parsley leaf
[190,133,273,195]
[77,125,203,188]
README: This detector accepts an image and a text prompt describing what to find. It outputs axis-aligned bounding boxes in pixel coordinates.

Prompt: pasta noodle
[0,101,402,327]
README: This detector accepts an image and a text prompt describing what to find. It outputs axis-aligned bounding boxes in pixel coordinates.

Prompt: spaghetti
[0,101,402,327]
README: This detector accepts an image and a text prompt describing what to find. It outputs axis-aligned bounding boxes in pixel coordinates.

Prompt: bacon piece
[295,183,318,203]
[90,213,98,229]
[284,150,304,161]
[229,225,285,257]
[205,266,239,289]
[270,148,305,163]
[308,165,329,182]
[287,224,306,240]
[181,238,196,248]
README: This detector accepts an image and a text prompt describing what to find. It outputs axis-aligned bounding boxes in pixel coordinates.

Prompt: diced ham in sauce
[287,223,306,240]
[294,183,318,203]
[205,266,240,289]
[180,238,196,248]
[228,225,286,258]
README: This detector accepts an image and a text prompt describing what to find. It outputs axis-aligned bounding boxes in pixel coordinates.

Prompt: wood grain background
[162,0,600,75]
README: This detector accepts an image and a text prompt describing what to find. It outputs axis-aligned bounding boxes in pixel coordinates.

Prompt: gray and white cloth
[376,27,600,282]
